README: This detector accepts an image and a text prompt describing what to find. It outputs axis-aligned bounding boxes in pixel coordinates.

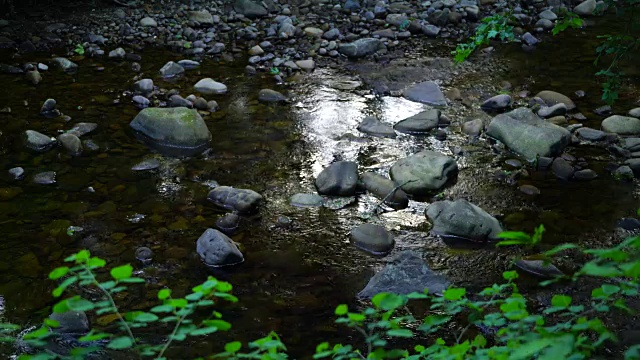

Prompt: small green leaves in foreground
[496,224,545,247]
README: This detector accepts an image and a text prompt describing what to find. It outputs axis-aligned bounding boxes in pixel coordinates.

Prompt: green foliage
[496,224,545,247]
[552,11,584,36]
[73,44,85,56]
[269,67,281,75]
[453,13,517,63]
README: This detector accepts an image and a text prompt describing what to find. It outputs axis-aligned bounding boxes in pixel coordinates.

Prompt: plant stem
[156,309,188,359]
[83,265,137,346]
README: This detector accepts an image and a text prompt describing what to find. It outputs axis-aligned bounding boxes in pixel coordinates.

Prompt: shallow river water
[0,16,639,358]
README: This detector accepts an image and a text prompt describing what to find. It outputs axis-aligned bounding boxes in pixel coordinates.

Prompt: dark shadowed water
[0,15,639,359]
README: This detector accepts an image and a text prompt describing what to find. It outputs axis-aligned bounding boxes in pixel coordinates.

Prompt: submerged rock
[57,133,82,156]
[207,186,263,214]
[67,122,98,137]
[402,81,447,106]
[426,199,503,241]
[258,89,287,102]
[389,151,458,195]
[357,116,396,138]
[196,228,244,267]
[535,90,576,110]
[131,158,160,171]
[135,247,153,264]
[315,161,359,196]
[350,223,394,255]
[290,193,324,207]
[216,213,241,235]
[8,167,24,180]
[129,107,211,156]
[50,57,78,73]
[33,171,56,185]
[25,130,56,152]
[486,107,571,161]
[360,172,408,209]
[393,109,441,134]
[358,251,451,298]
[159,61,185,78]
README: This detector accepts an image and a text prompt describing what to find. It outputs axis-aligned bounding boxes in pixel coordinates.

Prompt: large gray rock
[361,172,409,209]
[129,107,211,155]
[358,251,451,298]
[574,0,596,16]
[50,57,78,73]
[25,130,56,152]
[621,138,640,152]
[486,107,571,161]
[601,115,640,135]
[357,117,396,138]
[233,0,269,18]
[258,89,287,102]
[315,161,359,196]
[194,78,227,95]
[196,228,244,267]
[535,90,576,110]
[426,199,503,241]
[629,108,640,118]
[159,61,185,78]
[189,10,214,25]
[338,38,382,58]
[393,109,441,134]
[403,81,447,106]
[67,122,97,137]
[49,311,89,334]
[207,186,263,214]
[350,224,394,255]
[389,151,458,196]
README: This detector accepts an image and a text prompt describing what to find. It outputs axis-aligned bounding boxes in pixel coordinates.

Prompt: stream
[0,13,639,359]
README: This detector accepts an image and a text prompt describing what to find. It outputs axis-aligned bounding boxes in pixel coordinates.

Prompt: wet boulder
[290,193,324,207]
[393,109,441,134]
[50,57,78,73]
[361,172,408,209]
[196,228,244,267]
[402,81,447,107]
[129,107,212,156]
[535,90,576,110]
[357,117,396,138]
[481,94,511,111]
[514,259,564,278]
[389,151,458,196]
[358,251,451,298]
[486,107,571,161]
[315,161,359,196]
[216,213,241,235]
[601,115,640,135]
[350,223,394,255]
[134,79,154,97]
[57,133,82,156]
[574,0,596,16]
[425,199,503,241]
[67,122,98,137]
[49,311,89,334]
[338,38,382,58]
[576,127,606,141]
[207,186,263,214]
[258,89,287,102]
[25,130,56,152]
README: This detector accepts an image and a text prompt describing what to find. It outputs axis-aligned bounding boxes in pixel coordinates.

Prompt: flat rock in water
[576,127,606,141]
[216,213,241,235]
[207,186,263,214]
[617,218,640,231]
[159,61,185,78]
[358,251,451,298]
[601,115,640,135]
[50,57,78,73]
[139,17,158,27]
[337,38,382,58]
[129,107,211,156]
[515,259,564,278]
[25,130,56,152]
[486,107,571,161]
[621,138,640,152]
[402,81,447,106]
[393,109,441,134]
[33,171,56,185]
[290,193,324,207]
[177,60,201,69]
[258,89,287,102]
[389,151,458,195]
[196,228,244,267]
[426,199,503,241]
[357,117,396,138]
[67,122,97,137]
[538,103,567,118]
[535,90,576,110]
[481,94,511,111]
[573,169,597,181]
[361,172,408,210]
[315,161,359,196]
[194,78,227,95]
[350,223,394,254]
[132,158,160,171]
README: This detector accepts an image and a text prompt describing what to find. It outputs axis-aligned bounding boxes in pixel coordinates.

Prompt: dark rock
[481,94,511,111]
[357,117,396,138]
[40,98,58,117]
[49,311,89,334]
[594,105,612,116]
[538,103,567,118]
[519,184,540,195]
[350,224,394,254]
[535,90,576,110]
[216,213,241,235]
[169,95,193,108]
[131,158,160,171]
[576,127,606,141]
[25,130,56,151]
[358,251,451,298]
[361,172,409,209]
[50,57,78,73]
[159,61,185,78]
[514,259,564,278]
[617,218,640,231]
[551,157,574,180]
[573,169,597,181]
[207,186,263,214]
[389,150,458,195]
[135,247,153,264]
[426,199,503,241]
[33,171,56,185]
[233,0,269,18]
[315,161,359,196]
[67,123,97,137]
[258,89,287,102]
[57,133,82,156]
[403,81,447,106]
[338,38,382,58]
[196,228,244,267]
[393,109,441,134]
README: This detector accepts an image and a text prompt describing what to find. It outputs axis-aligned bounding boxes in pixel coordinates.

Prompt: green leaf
[107,336,134,350]
[225,341,242,353]
[386,329,413,338]
[203,320,232,331]
[151,305,174,313]
[44,318,60,328]
[131,312,159,322]
[110,264,133,280]
[335,304,348,315]
[52,276,78,297]
[544,243,579,256]
[53,299,71,314]
[503,271,518,280]
[372,293,405,311]
[444,287,466,301]
[551,295,572,307]
[190,327,219,336]
[510,338,553,360]
[581,262,622,277]
[67,297,95,312]
[120,277,145,283]
[86,257,106,268]
[49,267,69,280]
[23,326,50,340]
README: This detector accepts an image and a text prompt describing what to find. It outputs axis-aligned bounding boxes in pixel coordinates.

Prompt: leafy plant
[183,42,192,49]
[552,11,584,36]
[73,44,85,56]
[453,13,517,63]
[269,67,281,75]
